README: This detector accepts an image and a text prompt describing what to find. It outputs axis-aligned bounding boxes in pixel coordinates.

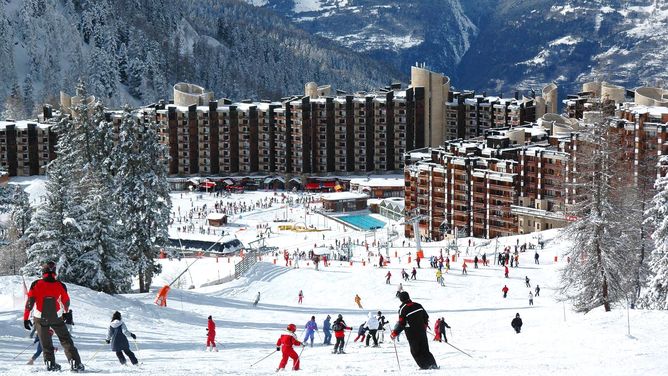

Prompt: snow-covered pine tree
[638,156,668,310]
[2,83,24,120]
[23,75,35,118]
[23,121,78,277]
[10,185,33,237]
[68,168,133,293]
[112,107,171,292]
[559,120,636,312]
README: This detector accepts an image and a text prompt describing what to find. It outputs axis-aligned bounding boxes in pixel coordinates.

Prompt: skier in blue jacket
[303,316,318,347]
[323,315,332,345]
[105,311,138,366]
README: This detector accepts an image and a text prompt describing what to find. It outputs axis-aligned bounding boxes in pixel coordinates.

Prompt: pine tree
[638,157,668,310]
[10,185,33,237]
[23,75,35,118]
[559,120,636,312]
[2,83,25,120]
[111,107,171,292]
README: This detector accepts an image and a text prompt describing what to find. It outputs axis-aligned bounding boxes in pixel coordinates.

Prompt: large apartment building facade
[154,83,426,177]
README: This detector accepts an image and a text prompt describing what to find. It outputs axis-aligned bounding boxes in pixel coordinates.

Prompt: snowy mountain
[0,0,398,115]
[246,0,668,95]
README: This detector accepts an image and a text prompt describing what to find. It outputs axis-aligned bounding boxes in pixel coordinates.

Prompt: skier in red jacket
[276,323,302,371]
[206,316,217,352]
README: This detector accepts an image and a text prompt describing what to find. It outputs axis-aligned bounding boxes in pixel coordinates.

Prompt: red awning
[200,182,216,189]
[305,183,321,190]
[323,182,336,188]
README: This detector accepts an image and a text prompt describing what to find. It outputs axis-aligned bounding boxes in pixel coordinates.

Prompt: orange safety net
[154,285,171,307]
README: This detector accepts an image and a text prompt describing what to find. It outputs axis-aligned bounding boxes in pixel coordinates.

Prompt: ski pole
[343,328,353,351]
[87,342,107,363]
[427,329,471,358]
[133,338,140,353]
[216,340,224,348]
[315,331,322,342]
[250,349,277,368]
[449,327,454,339]
[392,338,401,371]
[12,341,35,360]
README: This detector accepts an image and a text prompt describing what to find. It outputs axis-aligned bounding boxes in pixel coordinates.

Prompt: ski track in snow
[1,190,667,375]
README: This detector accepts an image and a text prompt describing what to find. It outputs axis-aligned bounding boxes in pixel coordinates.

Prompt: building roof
[350,178,404,188]
[321,192,368,201]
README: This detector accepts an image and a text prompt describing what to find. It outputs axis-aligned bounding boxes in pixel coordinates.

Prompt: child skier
[105,311,139,366]
[276,324,302,371]
[535,284,541,297]
[298,290,304,304]
[331,315,352,354]
[502,285,509,298]
[354,322,368,342]
[433,319,441,341]
[385,271,392,284]
[396,283,404,297]
[253,292,261,307]
[27,327,56,365]
[529,291,534,306]
[206,316,218,352]
[303,316,318,347]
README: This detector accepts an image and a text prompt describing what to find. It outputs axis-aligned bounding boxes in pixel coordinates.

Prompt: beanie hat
[398,291,410,303]
[42,261,57,276]
[208,315,212,320]
[112,311,121,321]
[287,323,297,332]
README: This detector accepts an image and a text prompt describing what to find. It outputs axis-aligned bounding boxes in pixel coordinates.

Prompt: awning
[200,181,216,189]
[264,177,286,184]
[188,178,201,185]
[223,179,234,185]
[305,183,321,190]
[323,181,336,188]
[289,177,302,184]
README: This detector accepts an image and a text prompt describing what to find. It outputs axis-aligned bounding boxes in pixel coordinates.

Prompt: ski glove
[390,331,397,340]
[106,339,111,344]
[276,347,280,352]
[24,320,32,330]
[131,333,137,340]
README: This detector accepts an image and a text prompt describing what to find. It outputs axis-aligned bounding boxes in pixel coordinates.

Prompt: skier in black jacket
[511,313,523,333]
[390,291,438,370]
[438,317,451,343]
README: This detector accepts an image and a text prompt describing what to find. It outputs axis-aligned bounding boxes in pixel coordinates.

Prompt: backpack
[332,321,343,331]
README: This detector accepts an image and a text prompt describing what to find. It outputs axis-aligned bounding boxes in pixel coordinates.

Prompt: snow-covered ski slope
[2,227,667,375]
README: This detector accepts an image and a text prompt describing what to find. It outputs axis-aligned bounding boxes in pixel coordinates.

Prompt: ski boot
[70,360,85,373]
[45,360,61,372]
[27,358,34,365]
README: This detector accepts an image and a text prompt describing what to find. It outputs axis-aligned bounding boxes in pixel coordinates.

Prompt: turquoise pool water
[339,215,386,230]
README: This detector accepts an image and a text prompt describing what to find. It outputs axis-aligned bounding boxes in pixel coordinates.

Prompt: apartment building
[0,120,55,176]
[155,83,425,177]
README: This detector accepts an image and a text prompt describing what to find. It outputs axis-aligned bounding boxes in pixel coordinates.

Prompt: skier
[355,294,363,309]
[482,253,487,266]
[462,261,468,275]
[390,292,438,370]
[276,324,302,371]
[253,292,261,307]
[385,270,392,284]
[354,322,368,342]
[436,269,443,286]
[332,314,352,354]
[303,316,318,347]
[205,315,218,352]
[411,267,417,280]
[27,327,56,365]
[514,254,519,267]
[511,313,523,333]
[23,261,84,372]
[504,265,509,278]
[379,254,385,267]
[105,311,139,365]
[365,312,380,347]
[445,258,450,273]
[433,319,441,341]
[525,276,531,287]
[438,317,451,343]
[298,290,304,304]
[529,291,534,306]
[377,312,387,343]
[396,283,404,297]
[502,285,509,298]
[473,255,479,269]
[534,251,540,264]
[535,285,541,297]
[323,315,332,345]
[402,269,409,281]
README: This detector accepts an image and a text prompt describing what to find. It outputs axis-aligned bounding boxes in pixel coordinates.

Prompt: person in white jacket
[364,312,380,347]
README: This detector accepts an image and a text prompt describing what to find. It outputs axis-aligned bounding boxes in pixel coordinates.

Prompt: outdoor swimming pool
[338,215,386,230]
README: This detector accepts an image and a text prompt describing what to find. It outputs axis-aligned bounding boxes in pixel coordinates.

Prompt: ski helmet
[337,314,343,319]
[42,261,57,276]
[287,323,297,332]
